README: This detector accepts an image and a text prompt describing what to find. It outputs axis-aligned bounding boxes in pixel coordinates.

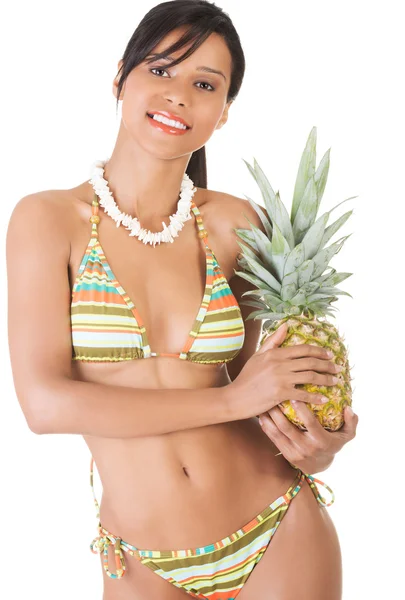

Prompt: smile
[146,112,191,135]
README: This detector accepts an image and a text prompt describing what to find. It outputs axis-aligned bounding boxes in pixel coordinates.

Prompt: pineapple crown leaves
[242,194,273,238]
[241,157,294,249]
[233,126,357,322]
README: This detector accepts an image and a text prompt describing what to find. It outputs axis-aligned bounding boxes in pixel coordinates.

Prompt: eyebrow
[145,53,227,81]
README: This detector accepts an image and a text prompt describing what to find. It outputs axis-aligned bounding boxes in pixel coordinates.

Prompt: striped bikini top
[70,193,245,364]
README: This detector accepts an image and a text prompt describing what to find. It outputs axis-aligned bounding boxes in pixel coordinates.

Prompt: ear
[112,59,124,100]
[216,100,233,130]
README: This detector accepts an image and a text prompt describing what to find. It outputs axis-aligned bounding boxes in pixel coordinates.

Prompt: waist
[86,419,297,549]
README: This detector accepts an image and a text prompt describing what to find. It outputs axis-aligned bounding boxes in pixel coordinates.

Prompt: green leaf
[280,282,298,301]
[245,310,285,321]
[284,242,305,274]
[321,272,353,287]
[315,267,336,284]
[241,215,274,268]
[320,209,354,248]
[311,234,352,279]
[313,148,330,211]
[306,293,338,303]
[292,176,319,245]
[290,290,307,306]
[291,126,317,225]
[243,194,273,238]
[241,289,266,298]
[243,157,295,248]
[233,270,267,290]
[234,227,257,250]
[297,259,315,287]
[299,281,320,295]
[263,293,282,308]
[271,221,291,280]
[236,239,267,267]
[301,211,329,260]
[318,286,353,299]
[244,255,282,293]
[282,270,299,288]
[240,299,270,310]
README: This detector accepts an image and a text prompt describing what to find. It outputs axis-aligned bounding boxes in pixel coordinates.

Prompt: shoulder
[6,186,89,261]
[7,184,91,236]
[198,188,267,264]
[198,188,264,229]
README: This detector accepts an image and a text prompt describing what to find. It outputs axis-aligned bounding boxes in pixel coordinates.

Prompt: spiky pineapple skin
[260,314,352,431]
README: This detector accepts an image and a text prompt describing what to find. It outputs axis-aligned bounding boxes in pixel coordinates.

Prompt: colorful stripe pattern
[89,456,335,597]
[70,194,245,363]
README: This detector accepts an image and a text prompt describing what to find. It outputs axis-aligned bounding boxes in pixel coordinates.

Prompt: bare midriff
[72,357,298,552]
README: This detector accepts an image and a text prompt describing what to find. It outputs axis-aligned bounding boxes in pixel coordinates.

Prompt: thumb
[341,405,358,437]
[257,321,288,354]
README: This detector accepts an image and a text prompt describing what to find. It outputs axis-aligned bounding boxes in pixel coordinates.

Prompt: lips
[147,111,191,129]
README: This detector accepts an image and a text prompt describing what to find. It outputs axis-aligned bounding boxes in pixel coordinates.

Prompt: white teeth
[150,114,188,130]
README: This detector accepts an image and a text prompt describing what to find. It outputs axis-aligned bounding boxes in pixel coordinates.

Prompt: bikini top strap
[90,456,101,520]
[89,192,100,239]
[190,200,209,245]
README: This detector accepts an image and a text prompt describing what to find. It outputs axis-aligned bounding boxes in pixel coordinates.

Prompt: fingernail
[259,417,263,426]
[346,405,354,415]
[321,396,329,403]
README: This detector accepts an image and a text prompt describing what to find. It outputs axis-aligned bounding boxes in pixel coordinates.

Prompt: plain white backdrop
[1,1,403,598]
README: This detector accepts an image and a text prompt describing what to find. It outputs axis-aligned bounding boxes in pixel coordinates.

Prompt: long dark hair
[115,0,245,188]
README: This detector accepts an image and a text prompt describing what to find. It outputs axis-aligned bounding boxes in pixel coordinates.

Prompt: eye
[149,67,215,91]
[150,67,169,78]
[195,81,215,92]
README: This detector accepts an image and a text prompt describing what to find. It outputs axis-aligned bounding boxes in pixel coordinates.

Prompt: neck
[97,122,194,227]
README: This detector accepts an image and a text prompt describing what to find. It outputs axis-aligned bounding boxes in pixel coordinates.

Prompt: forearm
[31,377,234,437]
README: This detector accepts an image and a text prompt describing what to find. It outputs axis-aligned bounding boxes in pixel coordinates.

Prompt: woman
[7,1,358,598]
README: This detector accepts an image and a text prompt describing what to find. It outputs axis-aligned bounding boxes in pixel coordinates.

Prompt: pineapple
[234,126,355,432]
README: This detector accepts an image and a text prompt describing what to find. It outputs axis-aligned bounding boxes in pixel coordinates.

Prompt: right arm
[6,194,233,438]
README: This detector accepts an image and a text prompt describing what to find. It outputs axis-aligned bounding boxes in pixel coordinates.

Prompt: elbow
[19,379,66,435]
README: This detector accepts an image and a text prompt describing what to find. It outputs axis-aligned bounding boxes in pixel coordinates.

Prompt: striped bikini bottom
[89,458,335,600]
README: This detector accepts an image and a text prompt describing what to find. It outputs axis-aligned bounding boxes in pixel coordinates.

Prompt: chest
[68,205,238,357]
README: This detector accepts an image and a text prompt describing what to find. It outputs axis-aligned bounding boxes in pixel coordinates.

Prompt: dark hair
[115,0,245,188]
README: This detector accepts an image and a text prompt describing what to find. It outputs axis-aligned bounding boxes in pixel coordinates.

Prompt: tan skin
[7,27,345,599]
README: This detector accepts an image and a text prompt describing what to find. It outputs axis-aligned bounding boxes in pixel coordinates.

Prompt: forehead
[150,27,232,73]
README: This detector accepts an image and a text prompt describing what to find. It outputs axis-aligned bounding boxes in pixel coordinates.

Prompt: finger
[339,405,359,439]
[290,370,340,387]
[267,405,308,445]
[288,357,340,374]
[290,400,329,438]
[257,322,288,353]
[259,411,298,457]
[288,387,329,406]
[277,344,333,361]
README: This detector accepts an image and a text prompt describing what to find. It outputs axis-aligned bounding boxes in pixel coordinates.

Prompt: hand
[229,322,340,420]
[258,401,359,474]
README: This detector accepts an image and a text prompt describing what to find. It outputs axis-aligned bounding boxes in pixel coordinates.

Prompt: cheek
[192,101,225,134]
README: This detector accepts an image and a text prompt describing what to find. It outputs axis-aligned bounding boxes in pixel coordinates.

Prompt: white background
[1,1,403,598]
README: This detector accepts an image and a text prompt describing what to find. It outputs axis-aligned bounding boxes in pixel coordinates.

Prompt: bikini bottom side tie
[90,528,126,579]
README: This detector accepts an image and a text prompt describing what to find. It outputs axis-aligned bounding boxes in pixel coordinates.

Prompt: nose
[162,81,190,107]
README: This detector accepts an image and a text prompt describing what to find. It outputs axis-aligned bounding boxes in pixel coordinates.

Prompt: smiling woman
[6,1,343,599]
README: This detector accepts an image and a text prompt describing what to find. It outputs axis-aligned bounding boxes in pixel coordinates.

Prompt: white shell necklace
[89,158,197,247]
